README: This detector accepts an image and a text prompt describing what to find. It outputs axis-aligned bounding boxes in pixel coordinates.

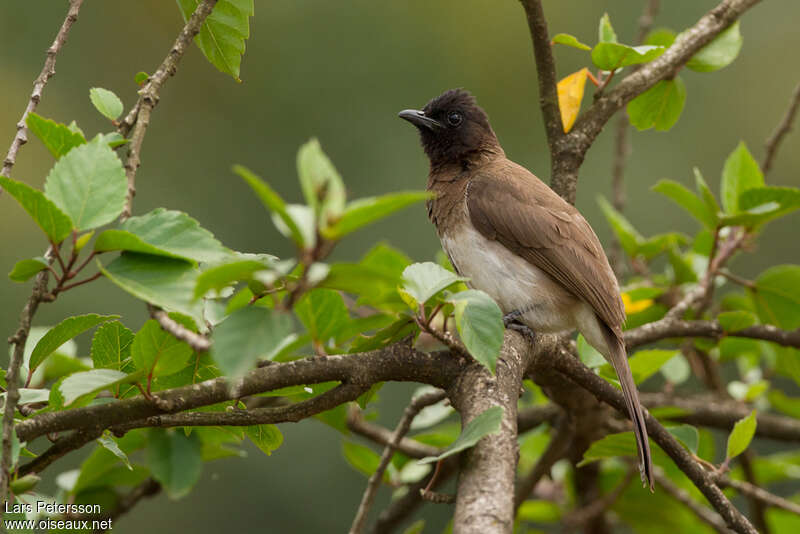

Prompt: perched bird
[398,88,653,490]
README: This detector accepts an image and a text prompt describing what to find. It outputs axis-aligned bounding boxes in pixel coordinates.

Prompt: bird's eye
[447,111,463,127]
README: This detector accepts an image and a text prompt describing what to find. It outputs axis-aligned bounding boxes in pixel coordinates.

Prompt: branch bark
[762,80,800,175]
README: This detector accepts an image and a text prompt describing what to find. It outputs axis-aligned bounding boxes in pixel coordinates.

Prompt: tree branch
[514,415,573,510]
[1,0,84,180]
[762,80,800,175]
[346,408,441,460]
[625,318,800,351]
[715,474,800,516]
[349,390,447,534]
[18,427,102,477]
[118,0,219,220]
[148,304,211,352]
[653,469,731,534]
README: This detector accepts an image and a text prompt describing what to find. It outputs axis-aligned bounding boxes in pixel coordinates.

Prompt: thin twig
[349,390,447,534]
[118,0,219,220]
[762,81,800,175]
[148,304,212,352]
[715,474,800,516]
[564,468,635,529]
[346,408,440,459]
[654,469,731,534]
[738,451,770,534]
[1,0,84,180]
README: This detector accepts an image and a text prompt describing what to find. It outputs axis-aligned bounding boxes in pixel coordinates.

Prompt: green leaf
[516,500,561,523]
[652,179,716,230]
[26,112,86,158]
[194,258,274,298]
[9,474,40,495]
[89,87,124,120]
[753,265,800,329]
[627,77,686,131]
[598,13,617,44]
[97,434,133,470]
[726,410,757,460]
[418,406,503,464]
[91,320,135,371]
[644,28,676,47]
[0,176,74,243]
[722,186,800,228]
[177,0,253,81]
[135,71,149,85]
[768,390,800,419]
[591,43,664,71]
[295,289,350,344]
[321,191,431,240]
[342,441,385,479]
[597,196,642,257]
[718,310,757,332]
[233,164,307,247]
[57,369,136,407]
[147,428,203,499]
[211,306,294,377]
[245,424,283,456]
[94,208,231,264]
[400,262,467,306]
[599,349,678,387]
[660,353,691,385]
[297,138,346,228]
[667,424,699,454]
[132,319,194,377]
[552,33,591,51]
[8,257,49,282]
[687,21,742,72]
[44,136,127,230]
[693,168,721,225]
[579,431,637,466]
[721,141,764,214]
[29,314,118,375]
[446,290,503,373]
[667,246,697,284]
[99,253,203,325]
[577,334,606,368]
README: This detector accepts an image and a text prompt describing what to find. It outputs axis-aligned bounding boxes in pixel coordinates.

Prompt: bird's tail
[602,325,654,491]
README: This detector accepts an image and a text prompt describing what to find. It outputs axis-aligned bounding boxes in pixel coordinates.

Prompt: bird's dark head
[398,89,500,167]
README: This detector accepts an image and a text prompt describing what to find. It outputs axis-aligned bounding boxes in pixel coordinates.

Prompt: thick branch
[1,0,83,179]
[625,318,800,350]
[118,0,219,220]
[18,427,102,477]
[762,80,800,175]
[349,390,446,534]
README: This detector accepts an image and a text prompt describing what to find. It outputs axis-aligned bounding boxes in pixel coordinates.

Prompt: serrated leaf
[591,43,664,71]
[721,141,764,214]
[147,428,203,499]
[89,88,124,120]
[131,319,193,378]
[557,68,588,133]
[99,253,203,326]
[0,176,74,243]
[447,290,503,373]
[233,164,307,247]
[245,425,283,456]
[94,208,231,264]
[552,33,591,51]
[8,257,49,282]
[321,191,431,240]
[297,138,346,228]
[627,77,686,131]
[597,196,642,257]
[176,0,253,81]
[598,13,617,44]
[97,434,133,470]
[401,262,467,305]
[726,410,757,460]
[295,289,349,344]
[718,310,757,332]
[211,306,294,378]
[652,179,716,230]
[91,320,135,372]
[29,314,118,375]
[418,406,503,464]
[58,369,135,407]
[687,21,742,72]
[753,265,800,329]
[44,136,127,230]
[26,112,86,158]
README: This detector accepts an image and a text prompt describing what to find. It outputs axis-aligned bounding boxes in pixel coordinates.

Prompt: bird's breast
[440,225,579,333]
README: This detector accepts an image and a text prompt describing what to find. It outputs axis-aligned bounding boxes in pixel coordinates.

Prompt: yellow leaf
[557,68,588,133]
[622,292,654,314]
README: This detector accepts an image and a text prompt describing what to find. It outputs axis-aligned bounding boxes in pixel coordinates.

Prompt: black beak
[398,109,443,131]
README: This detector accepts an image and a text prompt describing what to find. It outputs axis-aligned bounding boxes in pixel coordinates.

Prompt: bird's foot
[502,310,524,327]
[504,320,536,343]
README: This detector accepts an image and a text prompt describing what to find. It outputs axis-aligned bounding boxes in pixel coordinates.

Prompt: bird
[398,88,653,490]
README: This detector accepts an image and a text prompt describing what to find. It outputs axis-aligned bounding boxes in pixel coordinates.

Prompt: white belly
[440,226,580,333]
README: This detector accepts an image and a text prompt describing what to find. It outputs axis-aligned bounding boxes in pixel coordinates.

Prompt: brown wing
[466,162,626,330]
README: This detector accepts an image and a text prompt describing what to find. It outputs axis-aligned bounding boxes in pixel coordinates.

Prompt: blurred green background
[1,1,798,532]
